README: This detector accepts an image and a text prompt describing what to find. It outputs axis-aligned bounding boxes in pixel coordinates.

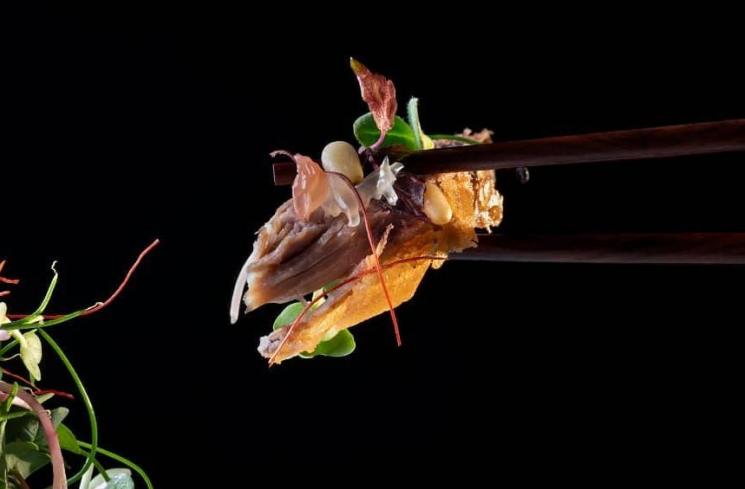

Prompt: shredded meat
[241,198,431,312]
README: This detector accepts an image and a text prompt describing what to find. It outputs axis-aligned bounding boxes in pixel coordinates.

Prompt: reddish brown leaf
[350,58,397,146]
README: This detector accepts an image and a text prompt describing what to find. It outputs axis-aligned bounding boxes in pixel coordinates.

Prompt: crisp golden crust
[273,237,436,362]
[428,170,503,255]
[266,170,503,363]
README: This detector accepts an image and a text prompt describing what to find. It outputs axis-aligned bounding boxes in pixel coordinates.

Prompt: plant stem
[91,458,110,482]
[0,340,19,358]
[79,442,154,489]
[0,381,67,489]
[38,330,99,485]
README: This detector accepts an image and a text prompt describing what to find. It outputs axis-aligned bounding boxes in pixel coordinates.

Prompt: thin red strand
[1,367,36,388]
[268,254,444,364]
[327,172,402,345]
[7,239,160,321]
[0,367,75,400]
[81,238,160,316]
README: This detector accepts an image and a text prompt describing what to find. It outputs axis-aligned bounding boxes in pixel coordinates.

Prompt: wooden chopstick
[272,119,745,185]
[449,233,745,265]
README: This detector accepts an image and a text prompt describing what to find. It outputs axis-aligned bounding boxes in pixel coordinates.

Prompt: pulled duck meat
[230,174,431,323]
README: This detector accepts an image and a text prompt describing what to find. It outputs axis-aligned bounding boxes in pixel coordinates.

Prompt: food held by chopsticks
[230,59,503,364]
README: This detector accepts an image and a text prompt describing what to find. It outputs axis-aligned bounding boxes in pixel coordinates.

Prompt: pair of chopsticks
[272,119,745,265]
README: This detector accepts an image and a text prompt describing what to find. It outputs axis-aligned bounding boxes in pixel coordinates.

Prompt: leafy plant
[0,241,158,489]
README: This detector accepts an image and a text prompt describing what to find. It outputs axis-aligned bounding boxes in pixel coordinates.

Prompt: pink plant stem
[1,381,67,489]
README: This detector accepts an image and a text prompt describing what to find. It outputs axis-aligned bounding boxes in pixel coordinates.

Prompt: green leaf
[3,441,49,479]
[4,412,40,444]
[35,392,55,404]
[353,113,418,150]
[50,407,69,428]
[273,298,355,360]
[407,97,423,150]
[273,302,305,331]
[19,330,43,381]
[301,329,356,358]
[314,329,356,357]
[1,406,70,479]
[57,423,81,454]
[1,410,34,422]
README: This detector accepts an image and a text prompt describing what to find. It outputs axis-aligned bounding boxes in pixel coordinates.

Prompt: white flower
[79,466,134,489]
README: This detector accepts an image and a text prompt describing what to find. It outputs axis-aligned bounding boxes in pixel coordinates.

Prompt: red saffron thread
[327,172,402,345]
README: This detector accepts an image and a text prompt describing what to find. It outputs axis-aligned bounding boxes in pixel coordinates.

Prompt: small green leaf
[57,423,81,454]
[2,410,34,421]
[4,441,50,479]
[50,407,69,429]
[5,412,40,444]
[301,329,356,358]
[407,97,423,150]
[273,302,305,331]
[353,113,418,150]
[314,329,356,357]
[19,330,43,381]
[35,392,55,404]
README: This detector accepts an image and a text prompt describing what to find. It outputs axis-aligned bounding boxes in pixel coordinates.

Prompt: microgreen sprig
[0,240,159,488]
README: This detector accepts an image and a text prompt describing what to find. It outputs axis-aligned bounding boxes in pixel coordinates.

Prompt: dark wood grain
[272,119,745,185]
[450,233,745,264]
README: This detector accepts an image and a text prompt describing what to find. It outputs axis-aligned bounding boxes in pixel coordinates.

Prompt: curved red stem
[0,381,68,489]
[7,239,160,321]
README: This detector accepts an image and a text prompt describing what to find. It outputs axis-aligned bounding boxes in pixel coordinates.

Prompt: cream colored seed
[321,141,364,184]
[423,181,453,225]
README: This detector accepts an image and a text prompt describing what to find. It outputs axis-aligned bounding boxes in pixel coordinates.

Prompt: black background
[2,3,742,485]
